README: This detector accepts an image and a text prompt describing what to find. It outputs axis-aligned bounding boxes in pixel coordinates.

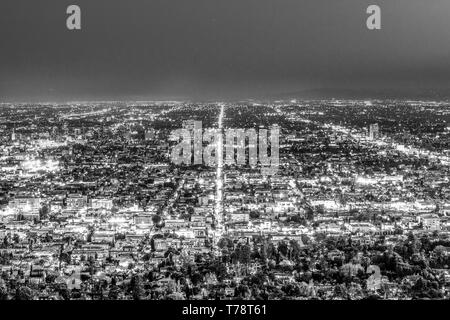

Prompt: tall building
[369,123,380,140]
[182,120,197,131]
[182,120,202,164]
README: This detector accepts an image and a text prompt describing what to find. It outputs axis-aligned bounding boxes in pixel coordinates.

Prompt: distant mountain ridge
[266,88,450,101]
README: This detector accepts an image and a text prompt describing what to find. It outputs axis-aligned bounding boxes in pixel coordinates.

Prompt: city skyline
[1,0,450,304]
[0,100,449,301]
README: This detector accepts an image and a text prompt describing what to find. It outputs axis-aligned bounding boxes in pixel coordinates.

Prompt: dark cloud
[1,0,450,101]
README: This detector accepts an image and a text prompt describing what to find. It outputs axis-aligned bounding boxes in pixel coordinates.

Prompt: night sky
[1,0,450,101]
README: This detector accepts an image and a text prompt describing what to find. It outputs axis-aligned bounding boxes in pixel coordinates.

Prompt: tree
[249,211,260,219]
[232,244,251,264]
[59,288,70,300]
[15,286,33,300]
[241,245,252,264]
[234,284,250,298]
[265,243,277,260]
[108,285,120,300]
[301,234,310,245]
[2,236,8,248]
[248,271,267,287]
[214,262,228,281]
[0,279,7,300]
[39,205,49,220]
[130,275,144,300]
[333,283,348,299]
[45,273,57,284]
[191,272,203,286]
[290,240,302,261]
[278,241,289,257]
[281,283,301,297]
[151,214,162,225]
[59,252,71,264]
[218,237,233,249]
[305,207,314,220]
[406,232,420,257]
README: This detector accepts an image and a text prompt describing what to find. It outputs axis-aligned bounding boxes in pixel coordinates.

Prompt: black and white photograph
[0,0,450,313]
